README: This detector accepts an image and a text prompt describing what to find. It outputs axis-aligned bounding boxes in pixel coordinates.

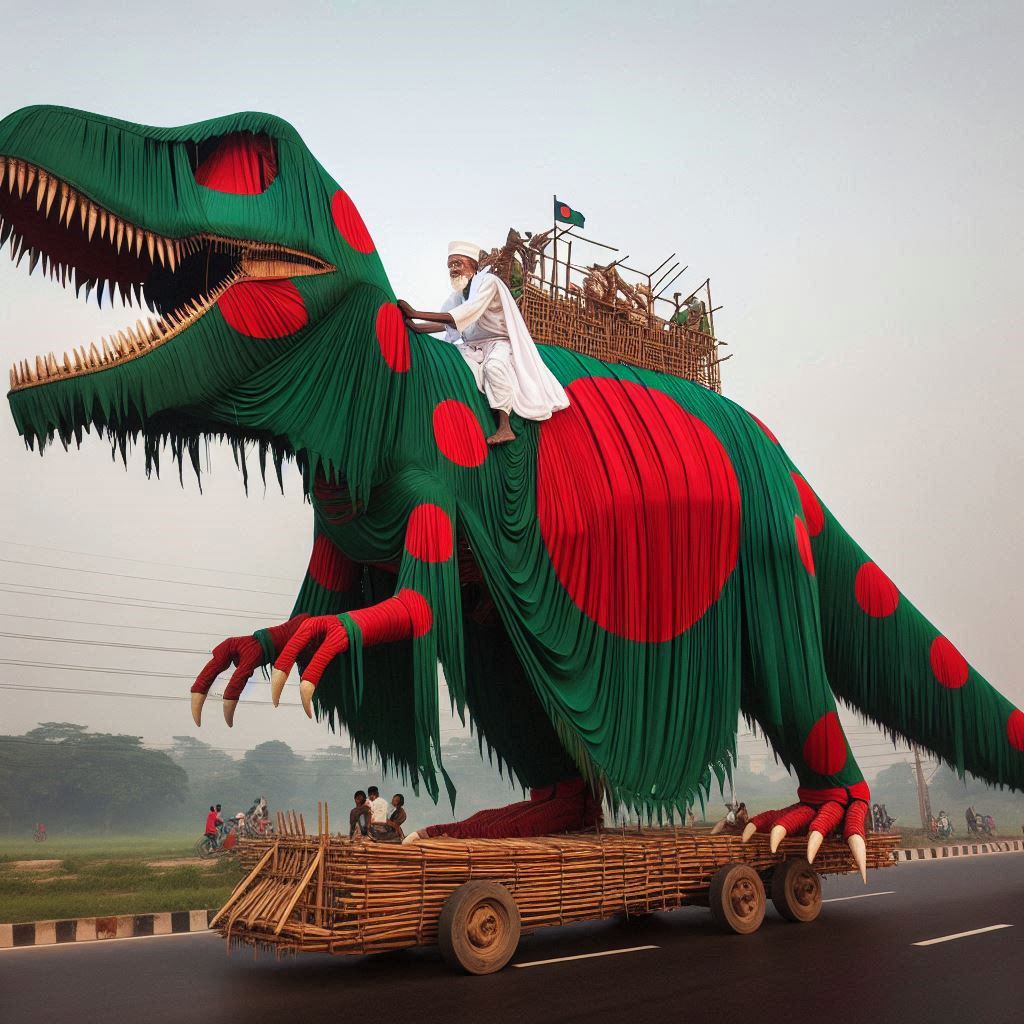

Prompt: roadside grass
[0,834,244,923]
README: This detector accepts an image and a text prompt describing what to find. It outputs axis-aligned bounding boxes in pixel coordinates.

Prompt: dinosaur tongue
[217,278,307,339]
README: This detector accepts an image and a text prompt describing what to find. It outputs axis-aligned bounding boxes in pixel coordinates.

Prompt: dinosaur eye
[193,132,277,195]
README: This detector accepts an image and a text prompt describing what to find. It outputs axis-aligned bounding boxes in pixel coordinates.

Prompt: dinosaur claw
[270,668,288,706]
[848,833,867,883]
[741,822,757,843]
[710,817,727,835]
[299,679,315,719]
[222,698,238,727]
[769,824,787,853]
[191,691,206,727]
[807,830,824,864]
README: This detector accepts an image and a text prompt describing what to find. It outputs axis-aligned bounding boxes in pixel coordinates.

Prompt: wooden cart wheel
[438,881,521,974]
[708,863,766,935]
[770,858,822,923]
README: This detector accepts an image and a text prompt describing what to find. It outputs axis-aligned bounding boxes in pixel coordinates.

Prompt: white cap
[447,240,483,261]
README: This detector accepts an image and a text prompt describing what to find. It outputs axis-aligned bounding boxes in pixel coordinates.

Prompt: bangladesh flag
[554,198,585,227]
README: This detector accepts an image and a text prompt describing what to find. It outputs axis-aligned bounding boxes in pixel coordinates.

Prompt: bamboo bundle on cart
[219,805,899,956]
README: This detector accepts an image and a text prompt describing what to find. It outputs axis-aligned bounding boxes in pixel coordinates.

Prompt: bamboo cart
[215,808,900,975]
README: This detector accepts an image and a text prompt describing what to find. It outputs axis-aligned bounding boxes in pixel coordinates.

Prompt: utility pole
[913,746,932,828]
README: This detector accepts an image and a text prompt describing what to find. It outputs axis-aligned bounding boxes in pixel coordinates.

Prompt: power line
[1,539,301,584]
[0,584,288,620]
[0,612,225,637]
[0,557,295,598]
[0,632,210,655]
[0,680,300,707]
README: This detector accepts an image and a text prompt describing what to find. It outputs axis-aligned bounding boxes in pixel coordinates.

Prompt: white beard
[449,273,471,293]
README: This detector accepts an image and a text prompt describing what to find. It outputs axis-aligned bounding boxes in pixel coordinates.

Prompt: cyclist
[204,805,218,843]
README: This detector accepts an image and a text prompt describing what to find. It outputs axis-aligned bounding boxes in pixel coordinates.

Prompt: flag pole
[551,195,558,297]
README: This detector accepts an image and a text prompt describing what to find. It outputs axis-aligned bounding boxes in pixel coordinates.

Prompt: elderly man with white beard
[397,241,569,445]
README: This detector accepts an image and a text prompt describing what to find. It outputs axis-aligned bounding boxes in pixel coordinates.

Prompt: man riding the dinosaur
[396,241,568,446]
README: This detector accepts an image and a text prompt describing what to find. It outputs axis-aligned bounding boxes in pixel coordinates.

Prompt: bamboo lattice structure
[216,806,899,956]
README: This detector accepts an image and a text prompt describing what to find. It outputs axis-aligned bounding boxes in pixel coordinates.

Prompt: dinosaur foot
[403,778,602,843]
[740,783,871,882]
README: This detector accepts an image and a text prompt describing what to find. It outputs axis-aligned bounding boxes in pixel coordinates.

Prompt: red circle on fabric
[794,515,815,575]
[308,535,358,591]
[930,635,969,689]
[559,205,571,218]
[1008,709,1024,752]
[536,377,741,643]
[331,188,375,254]
[217,279,308,339]
[405,504,454,563]
[792,473,824,537]
[854,562,900,618]
[396,588,433,638]
[432,399,488,468]
[749,413,778,444]
[802,712,848,777]
[374,302,410,373]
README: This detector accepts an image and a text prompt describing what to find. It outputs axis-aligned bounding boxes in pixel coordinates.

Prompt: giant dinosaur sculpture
[4,107,1022,875]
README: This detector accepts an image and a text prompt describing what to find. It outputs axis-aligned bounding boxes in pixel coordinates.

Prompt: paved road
[3,854,1022,1024]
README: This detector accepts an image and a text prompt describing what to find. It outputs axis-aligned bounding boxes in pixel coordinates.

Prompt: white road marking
[913,924,1013,947]
[0,930,214,953]
[823,890,896,904]
[513,944,658,968]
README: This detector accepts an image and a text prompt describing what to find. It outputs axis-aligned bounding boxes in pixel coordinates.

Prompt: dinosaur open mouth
[2,155,333,393]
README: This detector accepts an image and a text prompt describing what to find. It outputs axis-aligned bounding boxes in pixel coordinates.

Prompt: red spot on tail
[374,302,410,373]
[794,515,815,575]
[792,473,824,536]
[930,636,969,689]
[331,189,375,254]
[432,399,488,467]
[405,504,453,563]
[218,280,308,339]
[802,712,848,776]
[854,562,900,618]
[1008,710,1024,752]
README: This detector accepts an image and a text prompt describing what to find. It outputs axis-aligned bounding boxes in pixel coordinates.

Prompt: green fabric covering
[5,105,1022,816]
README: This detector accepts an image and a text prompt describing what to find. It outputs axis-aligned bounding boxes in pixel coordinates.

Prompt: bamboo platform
[216,810,899,956]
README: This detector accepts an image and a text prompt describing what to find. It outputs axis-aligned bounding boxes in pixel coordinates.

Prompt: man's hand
[396,299,416,320]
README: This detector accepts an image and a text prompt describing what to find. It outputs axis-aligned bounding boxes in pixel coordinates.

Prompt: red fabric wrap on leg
[797,781,870,806]
[808,801,845,837]
[843,800,869,840]
[775,804,817,834]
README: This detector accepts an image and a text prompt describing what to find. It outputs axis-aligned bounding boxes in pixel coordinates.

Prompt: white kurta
[440,272,570,421]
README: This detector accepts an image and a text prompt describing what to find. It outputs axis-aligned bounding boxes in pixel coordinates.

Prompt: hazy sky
[0,2,1020,785]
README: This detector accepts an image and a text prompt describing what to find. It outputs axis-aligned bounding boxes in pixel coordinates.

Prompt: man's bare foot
[486,426,516,446]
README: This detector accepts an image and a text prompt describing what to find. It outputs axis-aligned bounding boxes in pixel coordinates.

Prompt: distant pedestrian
[349,790,370,839]
[205,805,218,838]
[367,786,388,824]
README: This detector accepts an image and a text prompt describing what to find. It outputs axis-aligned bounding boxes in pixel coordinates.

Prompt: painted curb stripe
[0,909,214,949]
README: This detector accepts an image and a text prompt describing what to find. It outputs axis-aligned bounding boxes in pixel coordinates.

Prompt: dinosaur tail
[794,473,1024,790]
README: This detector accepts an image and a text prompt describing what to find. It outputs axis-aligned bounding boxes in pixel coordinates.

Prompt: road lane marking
[913,924,1013,947]
[513,945,658,968]
[823,891,896,904]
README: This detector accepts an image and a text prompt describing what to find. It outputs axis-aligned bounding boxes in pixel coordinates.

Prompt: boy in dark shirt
[349,790,370,838]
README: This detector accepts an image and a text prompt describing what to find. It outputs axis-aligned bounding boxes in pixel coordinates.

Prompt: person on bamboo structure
[397,241,569,446]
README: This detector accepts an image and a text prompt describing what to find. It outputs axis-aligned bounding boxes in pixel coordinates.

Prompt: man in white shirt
[398,240,569,445]
[367,786,388,824]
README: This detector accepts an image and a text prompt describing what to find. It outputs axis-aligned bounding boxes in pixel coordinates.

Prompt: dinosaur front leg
[188,527,359,726]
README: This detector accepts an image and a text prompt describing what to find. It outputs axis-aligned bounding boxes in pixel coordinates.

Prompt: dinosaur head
[2,105,392,475]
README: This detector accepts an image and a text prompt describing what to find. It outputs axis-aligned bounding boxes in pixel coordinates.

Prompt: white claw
[401,831,421,845]
[270,667,289,706]
[807,830,824,864]
[741,822,757,843]
[223,699,238,727]
[769,824,787,853]
[710,817,727,835]
[191,691,206,727]
[848,833,867,883]
[299,679,315,719]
